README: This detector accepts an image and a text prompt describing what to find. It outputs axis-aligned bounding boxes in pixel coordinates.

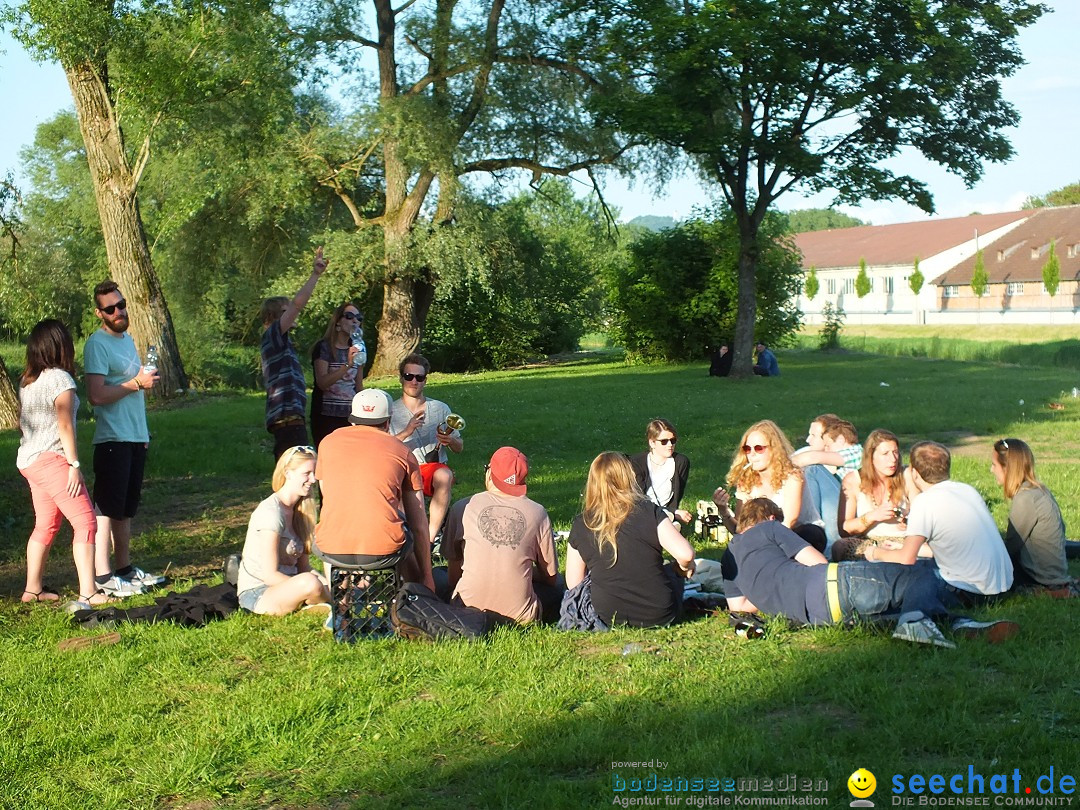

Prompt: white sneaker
[127,566,166,588]
[99,574,145,598]
[892,617,956,649]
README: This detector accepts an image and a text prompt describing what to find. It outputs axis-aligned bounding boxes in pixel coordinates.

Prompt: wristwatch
[68,460,81,469]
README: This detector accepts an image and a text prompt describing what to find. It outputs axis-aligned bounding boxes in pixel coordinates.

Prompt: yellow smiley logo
[848,768,877,798]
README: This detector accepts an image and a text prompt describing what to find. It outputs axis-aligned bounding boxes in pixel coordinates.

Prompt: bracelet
[133,376,144,390]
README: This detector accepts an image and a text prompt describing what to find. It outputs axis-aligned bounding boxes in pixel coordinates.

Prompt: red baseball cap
[489,446,528,496]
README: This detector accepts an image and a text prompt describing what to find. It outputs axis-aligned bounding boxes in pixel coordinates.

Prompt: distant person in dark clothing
[753,342,780,377]
[709,343,732,377]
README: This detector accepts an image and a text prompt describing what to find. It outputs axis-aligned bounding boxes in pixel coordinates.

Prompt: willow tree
[5,1,298,394]
[290,0,633,375]
[566,0,1046,376]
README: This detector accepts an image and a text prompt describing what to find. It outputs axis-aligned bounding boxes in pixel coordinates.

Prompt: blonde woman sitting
[713,420,826,552]
[237,446,330,615]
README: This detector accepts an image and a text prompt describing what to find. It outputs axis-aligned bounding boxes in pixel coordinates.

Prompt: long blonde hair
[993,438,1043,499]
[583,452,645,565]
[859,429,906,505]
[272,446,318,553]
[726,420,800,494]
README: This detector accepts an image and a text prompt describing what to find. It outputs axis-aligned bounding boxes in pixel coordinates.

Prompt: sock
[96,573,112,585]
[115,565,133,578]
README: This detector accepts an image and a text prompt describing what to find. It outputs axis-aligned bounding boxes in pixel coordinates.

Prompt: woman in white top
[237,445,330,615]
[16,320,107,607]
[628,418,692,526]
[713,420,826,552]
[836,429,910,560]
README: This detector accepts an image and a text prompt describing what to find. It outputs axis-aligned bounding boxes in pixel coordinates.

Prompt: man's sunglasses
[742,444,768,454]
[656,438,677,446]
[100,300,127,315]
[342,312,362,321]
[402,372,427,382]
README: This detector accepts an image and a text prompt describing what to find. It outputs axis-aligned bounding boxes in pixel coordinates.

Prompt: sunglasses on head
[401,372,427,382]
[282,445,315,464]
[342,311,362,321]
[742,444,768,454]
[656,437,677,446]
[100,300,127,315]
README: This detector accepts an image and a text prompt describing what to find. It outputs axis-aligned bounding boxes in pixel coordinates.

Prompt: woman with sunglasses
[16,319,110,608]
[237,445,330,615]
[991,438,1069,592]
[713,420,826,552]
[565,452,696,628]
[834,429,910,560]
[628,418,692,527]
[310,303,365,448]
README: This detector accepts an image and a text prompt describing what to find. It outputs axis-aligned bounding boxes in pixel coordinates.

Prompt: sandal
[21,587,60,603]
[57,631,121,653]
[64,590,117,613]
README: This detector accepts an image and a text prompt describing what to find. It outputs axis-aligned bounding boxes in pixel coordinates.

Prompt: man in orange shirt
[314,389,434,590]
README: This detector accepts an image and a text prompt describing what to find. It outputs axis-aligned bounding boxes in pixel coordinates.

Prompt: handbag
[390,582,492,641]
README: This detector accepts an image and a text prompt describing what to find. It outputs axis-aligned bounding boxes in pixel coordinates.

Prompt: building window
[1006,282,1024,296]
[826,278,836,295]
[943,285,959,298]
[1068,244,1079,259]
[883,276,894,294]
[842,278,856,295]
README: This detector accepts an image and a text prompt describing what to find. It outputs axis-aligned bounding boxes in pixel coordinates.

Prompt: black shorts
[93,441,148,520]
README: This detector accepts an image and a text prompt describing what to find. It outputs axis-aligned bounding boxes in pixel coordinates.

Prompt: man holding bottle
[85,280,165,597]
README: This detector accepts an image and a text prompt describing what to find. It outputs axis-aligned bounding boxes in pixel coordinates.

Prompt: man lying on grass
[720,498,1018,648]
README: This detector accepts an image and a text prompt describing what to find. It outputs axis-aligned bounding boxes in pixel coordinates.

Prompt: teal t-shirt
[84,329,150,444]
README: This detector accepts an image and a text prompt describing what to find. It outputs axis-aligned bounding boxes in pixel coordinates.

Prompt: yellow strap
[826,563,842,623]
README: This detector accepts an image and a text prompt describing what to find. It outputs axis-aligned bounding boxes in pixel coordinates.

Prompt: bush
[819,302,845,350]
[606,209,803,361]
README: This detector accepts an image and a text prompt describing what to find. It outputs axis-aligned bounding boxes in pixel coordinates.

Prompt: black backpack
[390,582,494,641]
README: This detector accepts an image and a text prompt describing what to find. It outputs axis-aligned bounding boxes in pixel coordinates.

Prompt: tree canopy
[565,0,1047,374]
[785,208,866,234]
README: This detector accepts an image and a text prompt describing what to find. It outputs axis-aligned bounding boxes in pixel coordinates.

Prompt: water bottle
[350,328,367,369]
[144,345,158,374]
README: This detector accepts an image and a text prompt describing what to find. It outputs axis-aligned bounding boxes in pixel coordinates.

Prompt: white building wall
[797,216,1031,325]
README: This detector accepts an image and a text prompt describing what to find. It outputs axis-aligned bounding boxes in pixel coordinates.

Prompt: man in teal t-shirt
[84,280,165,598]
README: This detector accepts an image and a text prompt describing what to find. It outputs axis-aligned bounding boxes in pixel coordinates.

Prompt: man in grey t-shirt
[390,353,463,548]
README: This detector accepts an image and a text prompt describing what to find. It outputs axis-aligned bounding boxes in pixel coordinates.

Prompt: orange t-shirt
[314,426,423,556]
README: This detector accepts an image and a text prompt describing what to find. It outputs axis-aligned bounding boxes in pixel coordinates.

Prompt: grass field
[1,348,1079,809]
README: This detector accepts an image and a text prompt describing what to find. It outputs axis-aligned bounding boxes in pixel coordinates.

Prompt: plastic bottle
[144,345,158,374]
[350,328,367,369]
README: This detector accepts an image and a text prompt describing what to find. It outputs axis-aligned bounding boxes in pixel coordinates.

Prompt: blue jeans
[803,464,842,554]
[836,560,949,626]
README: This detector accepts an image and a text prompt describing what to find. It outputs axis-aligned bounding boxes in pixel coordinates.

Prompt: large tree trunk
[0,356,18,430]
[65,59,188,397]
[730,231,760,379]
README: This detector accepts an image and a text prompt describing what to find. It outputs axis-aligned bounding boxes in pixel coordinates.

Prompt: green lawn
[1,349,1078,809]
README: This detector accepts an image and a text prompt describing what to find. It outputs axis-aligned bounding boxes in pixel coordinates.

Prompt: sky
[2,2,1077,226]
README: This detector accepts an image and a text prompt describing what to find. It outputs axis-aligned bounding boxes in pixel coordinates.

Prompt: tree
[909,258,924,296]
[971,250,989,298]
[804,266,819,301]
[291,0,633,376]
[855,258,871,298]
[786,208,865,233]
[607,208,802,362]
[5,1,302,394]
[0,175,23,427]
[1042,240,1060,297]
[568,0,1046,376]
[1023,182,1080,209]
